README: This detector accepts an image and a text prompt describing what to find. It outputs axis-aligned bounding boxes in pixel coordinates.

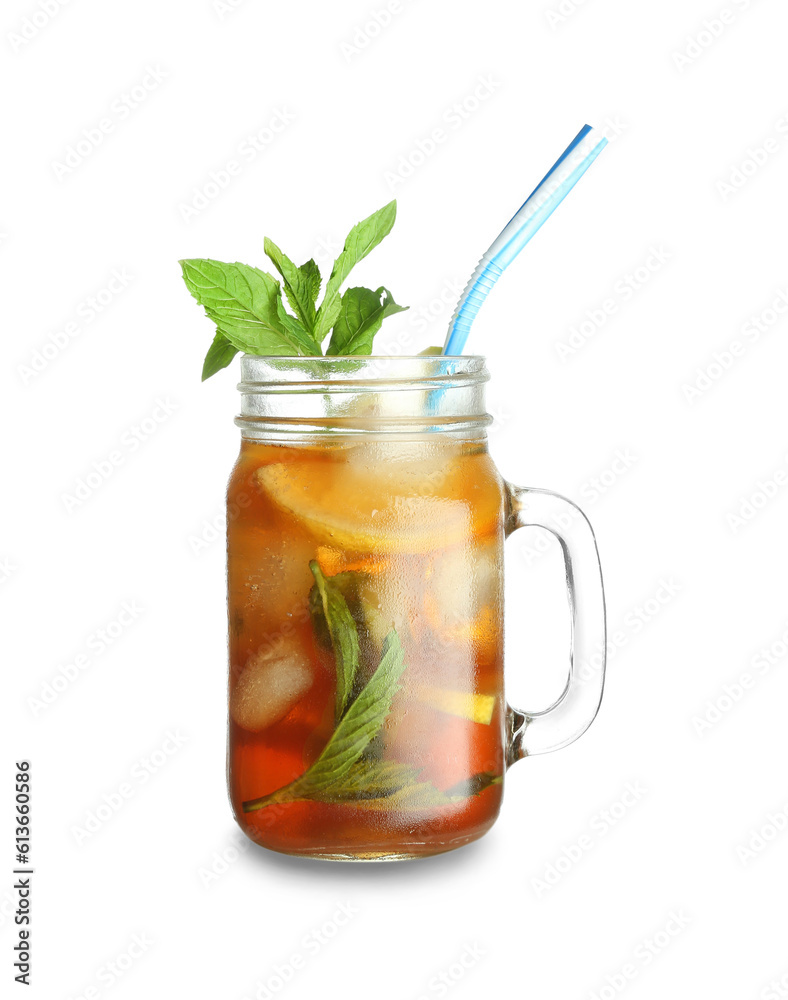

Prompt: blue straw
[443,124,609,356]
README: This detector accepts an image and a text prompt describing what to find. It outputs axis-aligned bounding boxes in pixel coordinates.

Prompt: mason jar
[226,355,605,860]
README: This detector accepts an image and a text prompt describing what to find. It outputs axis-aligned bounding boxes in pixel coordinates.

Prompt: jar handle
[504,484,607,762]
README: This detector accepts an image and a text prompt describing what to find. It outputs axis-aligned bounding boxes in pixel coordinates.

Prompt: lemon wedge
[416,684,496,725]
[254,462,471,554]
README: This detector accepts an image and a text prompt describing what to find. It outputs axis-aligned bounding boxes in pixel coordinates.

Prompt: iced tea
[227,433,506,859]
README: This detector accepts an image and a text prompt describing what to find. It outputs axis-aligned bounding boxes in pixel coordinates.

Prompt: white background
[3,0,788,997]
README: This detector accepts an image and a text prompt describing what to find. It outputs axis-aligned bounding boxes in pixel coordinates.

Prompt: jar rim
[236,355,491,438]
[238,354,486,367]
[238,354,489,390]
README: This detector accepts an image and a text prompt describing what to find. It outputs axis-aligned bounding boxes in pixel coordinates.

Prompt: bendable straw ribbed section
[442,124,608,356]
[444,258,503,356]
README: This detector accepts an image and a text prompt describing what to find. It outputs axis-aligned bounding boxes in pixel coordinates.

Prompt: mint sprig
[241,561,503,813]
[297,760,501,810]
[263,238,321,334]
[313,199,397,344]
[180,200,407,379]
[179,260,321,375]
[327,286,407,356]
[242,629,407,812]
[309,561,359,719]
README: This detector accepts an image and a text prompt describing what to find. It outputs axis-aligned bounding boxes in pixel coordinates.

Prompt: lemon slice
[416,684,496,725]
[254,462,471,554]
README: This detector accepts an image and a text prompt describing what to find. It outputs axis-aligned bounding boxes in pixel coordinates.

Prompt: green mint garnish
[241,559,503,813]
[179,200,407,379]
[263,238,321,335]
[309,761,501,810]
[242,628,407,812]
[179,259,321,378]
[308,561,359,719]
[327,286,407,356]
[313,199,397,344]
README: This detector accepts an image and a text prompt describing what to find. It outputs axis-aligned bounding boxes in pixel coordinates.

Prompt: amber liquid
[227,435,506,859]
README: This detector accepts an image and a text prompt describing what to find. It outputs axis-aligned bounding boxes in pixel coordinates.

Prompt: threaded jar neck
[236,356,492,441]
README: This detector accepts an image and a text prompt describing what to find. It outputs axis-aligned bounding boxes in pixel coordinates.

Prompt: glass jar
[226,356,606,860]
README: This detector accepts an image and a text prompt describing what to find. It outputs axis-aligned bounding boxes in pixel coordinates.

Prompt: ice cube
[228,516,316,634]
[230,642,313,732]
[424,534,503,633]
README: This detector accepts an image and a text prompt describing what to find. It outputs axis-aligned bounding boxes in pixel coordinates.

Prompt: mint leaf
[275,294,313,346]
[445,771,503,799]
[309,561,359,719]
[326,286,408,356]
[309,567,389,660]
[313,760,456,808]
[242,629,407,812]
[180,258,321,361]
[201,331,239,381]
[316,764,502,809]
[184,201,410,378]
[314,200,398,344]
[299,260,321,303]
[346,767,499,811]
[313,760,419,801]
[264,238,321,333]
[241,586,503,812]
[302,760,455,808]
[243,755,501,812]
